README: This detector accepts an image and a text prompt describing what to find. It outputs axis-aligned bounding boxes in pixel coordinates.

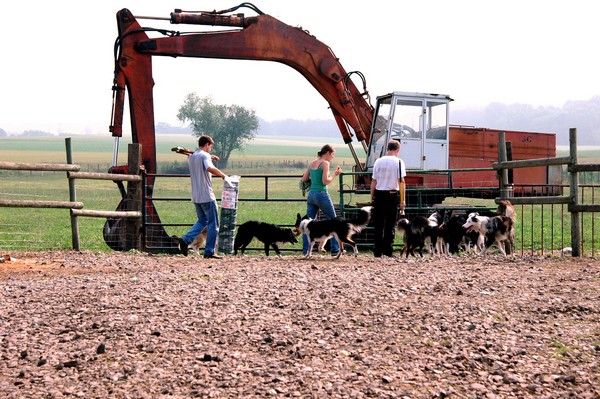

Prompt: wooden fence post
[65,138,80,251]
[126,144,142,250]
[569,128,580,257]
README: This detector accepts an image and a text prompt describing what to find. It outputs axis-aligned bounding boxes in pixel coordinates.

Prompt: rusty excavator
[107,4,558,252]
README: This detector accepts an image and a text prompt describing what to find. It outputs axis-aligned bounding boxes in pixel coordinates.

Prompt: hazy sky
[1,1,597,136]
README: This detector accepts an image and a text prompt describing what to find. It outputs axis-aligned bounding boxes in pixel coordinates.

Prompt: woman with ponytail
[300,144,342,256]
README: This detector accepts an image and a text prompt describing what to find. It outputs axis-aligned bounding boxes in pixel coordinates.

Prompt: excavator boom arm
[108,5,375,251]
[111,7,374,175]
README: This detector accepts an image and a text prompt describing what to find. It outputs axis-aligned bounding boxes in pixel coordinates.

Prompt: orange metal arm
[111,6,375,184]
[161,10,373,144]
[112,8,373,150]
[110,10,157,177]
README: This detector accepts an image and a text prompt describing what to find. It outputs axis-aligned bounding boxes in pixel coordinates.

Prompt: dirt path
[1,251,599,398]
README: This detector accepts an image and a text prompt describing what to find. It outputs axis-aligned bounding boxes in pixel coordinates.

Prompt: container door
[423,100,449,170]
[366,92,451,171]
[391,98,424,169]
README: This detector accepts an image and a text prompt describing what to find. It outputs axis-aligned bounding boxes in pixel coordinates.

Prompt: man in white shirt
[370,140,406,257]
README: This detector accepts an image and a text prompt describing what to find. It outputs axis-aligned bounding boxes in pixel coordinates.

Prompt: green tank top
[309,167,326,191]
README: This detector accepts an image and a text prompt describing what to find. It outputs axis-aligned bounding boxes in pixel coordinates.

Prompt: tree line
[3,95,599,147]
[451,96,600,146]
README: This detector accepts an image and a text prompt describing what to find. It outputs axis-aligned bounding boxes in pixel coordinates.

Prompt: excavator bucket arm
[108,5,375,252]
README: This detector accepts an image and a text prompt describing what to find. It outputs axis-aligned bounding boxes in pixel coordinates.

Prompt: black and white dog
[427,210,445,255]
[437,213,482,255]
[396,211,444,257]
[233,221,298,256]
[397,217,428,257]
[462,212,514,256]
[295,206,372,259]
[438,213,466,255]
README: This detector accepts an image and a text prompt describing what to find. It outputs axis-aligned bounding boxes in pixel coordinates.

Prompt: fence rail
[71,209,141,218]
[68,171,142,182]
[0,162,80,172]
[494,128,599,257]
[0,199,84,209]
[0,138,142,251]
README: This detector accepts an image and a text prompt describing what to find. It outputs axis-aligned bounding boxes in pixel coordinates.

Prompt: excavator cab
[365,92,452,171]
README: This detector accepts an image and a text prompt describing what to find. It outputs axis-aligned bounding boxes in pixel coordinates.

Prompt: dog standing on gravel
[426,210,445,255]
[498,200,517,223]
[295,206,372,259]
[396,215,441,257]
[462,212,514,256]
[233,221,298,256]
[438,213,481,255]
[188,227,208,254]
[497,200,517,254]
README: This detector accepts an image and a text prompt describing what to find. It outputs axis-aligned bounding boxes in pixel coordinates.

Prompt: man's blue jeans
[182,201,219,256]
[303,190,340,255]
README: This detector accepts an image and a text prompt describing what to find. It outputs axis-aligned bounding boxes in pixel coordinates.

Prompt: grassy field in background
[0,172,347,252]
[1,134,598,167]
[0,134,357,166]
[556,146,599,164]
[1,134,599,254]
[1,134,598,165]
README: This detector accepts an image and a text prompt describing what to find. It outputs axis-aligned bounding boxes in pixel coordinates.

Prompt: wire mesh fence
[0,172,123,251]
[1,169,599,257]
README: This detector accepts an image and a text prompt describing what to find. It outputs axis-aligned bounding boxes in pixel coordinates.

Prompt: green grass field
[0,171,344,252]
[0,134,354,252]
[1,134,599,255]
[0,134,357,165]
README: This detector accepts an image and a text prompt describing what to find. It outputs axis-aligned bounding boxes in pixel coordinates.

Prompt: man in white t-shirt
[370,140,406,257]
[174,135,228,259]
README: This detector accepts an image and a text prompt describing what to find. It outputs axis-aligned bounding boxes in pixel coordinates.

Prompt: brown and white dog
[189,227,208,254]
[497,200,517,254]
[498,200,517,223]
[462,212,514,256]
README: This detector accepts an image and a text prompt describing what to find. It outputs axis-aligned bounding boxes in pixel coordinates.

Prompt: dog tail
[349,206,372,232]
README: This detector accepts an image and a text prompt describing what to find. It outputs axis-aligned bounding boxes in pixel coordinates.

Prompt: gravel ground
[1,251,599,399]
